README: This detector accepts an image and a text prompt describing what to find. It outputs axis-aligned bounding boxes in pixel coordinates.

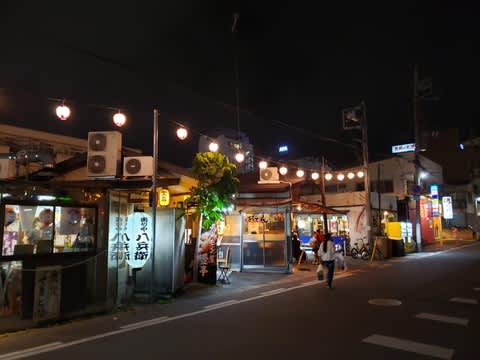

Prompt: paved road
[1,243,479,359]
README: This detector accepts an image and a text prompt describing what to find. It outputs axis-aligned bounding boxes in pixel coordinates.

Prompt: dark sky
[1,2,478,168]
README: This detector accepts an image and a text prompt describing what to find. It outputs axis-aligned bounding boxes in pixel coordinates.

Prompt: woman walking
[320,233,336,289]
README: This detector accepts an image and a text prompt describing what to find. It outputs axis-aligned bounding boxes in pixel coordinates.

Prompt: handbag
[316,264,324,280]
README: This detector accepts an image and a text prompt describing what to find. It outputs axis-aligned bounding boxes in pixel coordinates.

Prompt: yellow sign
[158,189,170,206]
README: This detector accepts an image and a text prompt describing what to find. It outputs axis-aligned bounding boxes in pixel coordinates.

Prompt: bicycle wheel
[361,248,370,260]
[351,248,359,259]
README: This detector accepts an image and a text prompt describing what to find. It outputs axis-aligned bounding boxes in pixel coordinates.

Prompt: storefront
[0,183,108,332]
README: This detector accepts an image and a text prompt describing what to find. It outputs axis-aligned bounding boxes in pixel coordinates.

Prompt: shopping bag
[316,264,324,280]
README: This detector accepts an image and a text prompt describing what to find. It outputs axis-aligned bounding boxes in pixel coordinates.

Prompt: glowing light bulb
[279,166,288,175]
[259,161,268,169]
[325,173,333,181]
[311,172,320,180]
[347,172,355,179]
[357,171,364,178]
[176,127,188,140]
[56,104,71,120]
[337,173,345,181]
[113,111,126,127]
[209,142,219,152]
[235,152,245,163]
[296,169,304,178]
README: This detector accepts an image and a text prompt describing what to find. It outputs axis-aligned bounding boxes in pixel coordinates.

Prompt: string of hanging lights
[52,98,362,181]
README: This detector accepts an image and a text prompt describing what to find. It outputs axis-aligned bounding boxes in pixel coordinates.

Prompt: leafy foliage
[189,152,239,230]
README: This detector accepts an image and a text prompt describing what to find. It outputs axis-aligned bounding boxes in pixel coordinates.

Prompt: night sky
[1,2,478,169]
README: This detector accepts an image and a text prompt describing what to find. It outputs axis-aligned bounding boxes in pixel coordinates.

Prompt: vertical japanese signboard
[442,196,453,219]
[430,184,439,217]
[33,266,62,322]
[124,212,153,269]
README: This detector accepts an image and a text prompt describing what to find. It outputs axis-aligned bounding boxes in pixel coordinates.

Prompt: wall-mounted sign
[124,212,152,268]
[431,185,439,216]
[442,196,453,219]
[158,189,170,206]
[278,145,288,153]
[392,143,416,154]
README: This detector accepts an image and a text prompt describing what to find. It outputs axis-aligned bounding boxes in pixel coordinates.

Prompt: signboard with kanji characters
[124,212,153,268]
[392,143,416,154]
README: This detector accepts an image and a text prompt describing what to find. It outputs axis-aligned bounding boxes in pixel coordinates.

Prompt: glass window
[55,207,96,253]
[2,205,96,256]
[3,205,54,256]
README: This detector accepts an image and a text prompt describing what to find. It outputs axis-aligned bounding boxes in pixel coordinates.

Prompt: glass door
[242,212,287,269]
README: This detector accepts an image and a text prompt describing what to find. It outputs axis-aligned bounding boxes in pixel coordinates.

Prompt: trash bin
[391,239,405,256]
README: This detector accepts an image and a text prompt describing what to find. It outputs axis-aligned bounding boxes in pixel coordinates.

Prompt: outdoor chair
[217,246,231,284]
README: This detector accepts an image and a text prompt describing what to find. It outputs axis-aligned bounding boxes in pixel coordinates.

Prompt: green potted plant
[189,152,239,284]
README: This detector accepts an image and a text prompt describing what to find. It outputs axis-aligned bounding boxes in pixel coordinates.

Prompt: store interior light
[279,166,288,175]
[259,160,268,169]
[38,195,56,201]
[420,172,428,179]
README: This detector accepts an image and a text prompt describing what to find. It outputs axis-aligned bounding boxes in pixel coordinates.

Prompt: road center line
[415,312,469,326]
[449,297,478,305]
[363,334,454,359]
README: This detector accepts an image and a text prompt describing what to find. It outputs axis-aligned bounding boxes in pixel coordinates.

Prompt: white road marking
[415,312,469,326]
[449,297,478,305]
[261,288,287,296]
[120,316,169,330]
[0,343,63,360]
[203,300,238,309]
[363,334,454,359]
[0,272,354,359]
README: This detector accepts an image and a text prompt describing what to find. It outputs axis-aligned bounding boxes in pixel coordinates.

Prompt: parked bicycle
[350,237,369,260]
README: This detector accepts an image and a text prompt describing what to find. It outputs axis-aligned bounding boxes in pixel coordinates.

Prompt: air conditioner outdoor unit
[0,159,16,179]
[87,131,122,178]
[258,167,280,184]
[123,156,153,177]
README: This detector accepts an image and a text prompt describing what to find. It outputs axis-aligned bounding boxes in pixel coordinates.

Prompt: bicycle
[350,237,370,260]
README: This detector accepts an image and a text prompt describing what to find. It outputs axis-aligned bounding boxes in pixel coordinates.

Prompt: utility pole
[413,65,422,252]
[320,156,329,233]
[361,101,372,245]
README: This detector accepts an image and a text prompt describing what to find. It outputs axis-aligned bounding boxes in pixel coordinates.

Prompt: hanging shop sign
[158,189,170,206]
[442,196,453,219]
[124,212,152,268]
